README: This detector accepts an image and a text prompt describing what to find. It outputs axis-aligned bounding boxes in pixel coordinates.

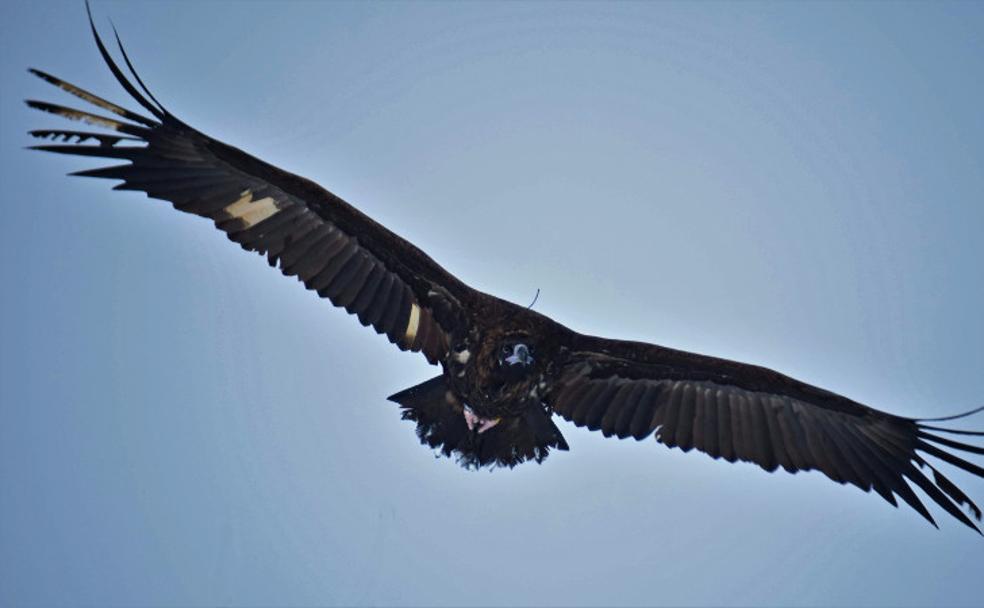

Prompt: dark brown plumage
[27,4,983,533]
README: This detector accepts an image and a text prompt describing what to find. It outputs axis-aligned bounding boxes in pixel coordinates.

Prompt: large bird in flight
[28,5,984,532]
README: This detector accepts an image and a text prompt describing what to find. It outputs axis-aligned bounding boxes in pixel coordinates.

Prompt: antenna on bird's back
[526,288,540,310]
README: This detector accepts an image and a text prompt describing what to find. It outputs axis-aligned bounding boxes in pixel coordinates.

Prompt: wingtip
[110,18,167,114]
[84,0,164,120]
[960,517,981,536]
[27,67,56,81]
[27,68,58,84]
[85,0,99,42]
[917,404,984,423]
[24,99,56,113]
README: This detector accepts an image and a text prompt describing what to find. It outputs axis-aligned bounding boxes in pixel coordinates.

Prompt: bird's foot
[463,405,501,434]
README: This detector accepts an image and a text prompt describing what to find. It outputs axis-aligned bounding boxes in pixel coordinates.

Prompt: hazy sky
[2,1,983,606]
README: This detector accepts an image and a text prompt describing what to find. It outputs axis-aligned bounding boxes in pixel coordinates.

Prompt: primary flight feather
[27,4,984,533]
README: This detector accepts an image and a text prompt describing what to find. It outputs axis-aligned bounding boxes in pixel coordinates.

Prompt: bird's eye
[501,344,513,355]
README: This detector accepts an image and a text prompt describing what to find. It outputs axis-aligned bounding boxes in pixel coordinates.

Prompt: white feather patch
[405,303,421,344]
[221,190,279,228]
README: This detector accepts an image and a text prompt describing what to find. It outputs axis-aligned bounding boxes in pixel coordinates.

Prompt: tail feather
[388,375,569,469]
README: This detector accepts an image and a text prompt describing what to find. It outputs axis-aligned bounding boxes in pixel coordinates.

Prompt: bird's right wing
[27,7,472,364]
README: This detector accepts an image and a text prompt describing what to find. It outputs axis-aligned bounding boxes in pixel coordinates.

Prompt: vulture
[27,4,983,533]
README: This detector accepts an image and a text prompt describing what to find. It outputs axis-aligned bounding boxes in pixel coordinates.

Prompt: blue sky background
[2,1,983,606]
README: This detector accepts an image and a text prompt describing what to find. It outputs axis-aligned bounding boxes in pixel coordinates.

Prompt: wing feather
[717,392,735,462]
[28,11,458,364]
[547,334,984,531]
[629,384,660,441]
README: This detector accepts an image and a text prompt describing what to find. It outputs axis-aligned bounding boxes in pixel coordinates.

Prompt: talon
[478,417,501,434]
[462,405,499,434]
[463,406,479,432]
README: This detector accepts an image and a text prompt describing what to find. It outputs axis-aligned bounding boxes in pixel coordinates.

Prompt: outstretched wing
[546,333,984,532]
[26,8,465,364]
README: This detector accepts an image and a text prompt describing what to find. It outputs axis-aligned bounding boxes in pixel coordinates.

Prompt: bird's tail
[388,375,569,469]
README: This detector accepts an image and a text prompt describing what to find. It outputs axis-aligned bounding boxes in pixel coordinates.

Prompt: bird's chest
[444,337,542,419]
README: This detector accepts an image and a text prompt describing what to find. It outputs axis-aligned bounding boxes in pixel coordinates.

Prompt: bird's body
[444,300,558,417]
[26,3,984,532]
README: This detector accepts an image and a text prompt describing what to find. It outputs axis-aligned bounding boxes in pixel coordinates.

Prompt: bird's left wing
[26,11,465,364]
[546,333,984,532]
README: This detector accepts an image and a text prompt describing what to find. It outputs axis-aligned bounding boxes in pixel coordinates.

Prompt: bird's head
[498,339,535,368]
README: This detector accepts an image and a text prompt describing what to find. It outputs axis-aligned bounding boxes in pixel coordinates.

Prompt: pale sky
[2,1,983,606]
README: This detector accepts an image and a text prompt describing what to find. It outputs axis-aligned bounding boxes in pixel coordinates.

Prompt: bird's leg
[477,417,500,433]
[463,406,480,431]
[463,405,500,434]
